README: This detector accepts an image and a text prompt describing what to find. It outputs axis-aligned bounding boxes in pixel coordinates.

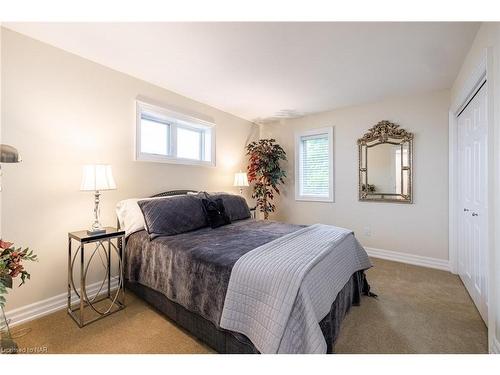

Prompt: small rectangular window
[136,100,215,166]
[295,127,334,202]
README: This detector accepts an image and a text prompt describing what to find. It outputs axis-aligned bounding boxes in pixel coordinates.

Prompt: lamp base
[87,228,106,236]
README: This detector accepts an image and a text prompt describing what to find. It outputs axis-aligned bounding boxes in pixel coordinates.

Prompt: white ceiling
[5,22,479,123]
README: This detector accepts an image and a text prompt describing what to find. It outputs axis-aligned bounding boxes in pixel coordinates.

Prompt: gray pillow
[138,195,207,239]
[211,193,251,221]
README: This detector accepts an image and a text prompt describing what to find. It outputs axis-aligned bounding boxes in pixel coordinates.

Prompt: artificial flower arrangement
[245,138,287,220]
[0,240,37,308]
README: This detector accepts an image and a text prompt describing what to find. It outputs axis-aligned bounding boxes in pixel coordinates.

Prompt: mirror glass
[367,143,401,194]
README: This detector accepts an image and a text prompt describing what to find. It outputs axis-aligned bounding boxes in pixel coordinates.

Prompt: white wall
[450,22,500,353]
[261,90,450,260]
[0,28,257,312]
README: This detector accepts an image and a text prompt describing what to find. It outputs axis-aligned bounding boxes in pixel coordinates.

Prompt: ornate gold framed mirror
[358,121,413,203]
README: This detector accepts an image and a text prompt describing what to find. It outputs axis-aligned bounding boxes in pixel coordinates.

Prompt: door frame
[448,47,496,352]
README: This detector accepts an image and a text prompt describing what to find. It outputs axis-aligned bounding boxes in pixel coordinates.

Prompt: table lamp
[233,171,249,195]
[0,144,21,193]
[0,144,21,164]
[80,164,116,235]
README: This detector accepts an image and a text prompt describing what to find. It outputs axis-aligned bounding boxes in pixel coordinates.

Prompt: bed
[120,190,374,354]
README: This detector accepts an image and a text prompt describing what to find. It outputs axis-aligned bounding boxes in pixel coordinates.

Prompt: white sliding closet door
[457,82,488,323]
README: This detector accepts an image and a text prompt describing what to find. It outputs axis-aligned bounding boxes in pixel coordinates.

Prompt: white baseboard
[4,277,119,328]
[365,247,451,272]
[492,338,500,354]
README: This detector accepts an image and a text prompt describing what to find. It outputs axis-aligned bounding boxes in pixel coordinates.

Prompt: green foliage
[246,139,287,219]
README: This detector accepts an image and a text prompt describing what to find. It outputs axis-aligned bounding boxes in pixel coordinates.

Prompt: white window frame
[135,100,216,167]
[295,126,334,202]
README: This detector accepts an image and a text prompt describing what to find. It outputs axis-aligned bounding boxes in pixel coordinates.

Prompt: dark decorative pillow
[138,195,207,239]
[201,198,231,229]
[214,193,251,221]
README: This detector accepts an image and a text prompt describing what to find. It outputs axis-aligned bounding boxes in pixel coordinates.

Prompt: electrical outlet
[364,226,371,237]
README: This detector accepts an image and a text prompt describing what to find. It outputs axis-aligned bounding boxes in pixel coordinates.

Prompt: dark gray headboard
[151,190,198,198]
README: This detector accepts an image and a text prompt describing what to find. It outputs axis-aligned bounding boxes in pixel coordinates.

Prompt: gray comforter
[125,219,303,326]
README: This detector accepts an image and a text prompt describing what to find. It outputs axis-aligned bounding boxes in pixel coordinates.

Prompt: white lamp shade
[233,172,249,187]
[80,164,116,191]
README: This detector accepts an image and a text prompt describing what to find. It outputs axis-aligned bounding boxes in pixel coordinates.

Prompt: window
[295,127,334,202]
[136,100,215,166]
[140,116,169,156]
[177,127,201,160]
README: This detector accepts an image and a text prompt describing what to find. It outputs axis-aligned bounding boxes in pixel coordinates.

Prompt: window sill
[295,196,334,203]
[136,153,215,167]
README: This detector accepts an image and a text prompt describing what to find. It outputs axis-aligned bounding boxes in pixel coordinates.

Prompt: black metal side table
[67,227,125,327]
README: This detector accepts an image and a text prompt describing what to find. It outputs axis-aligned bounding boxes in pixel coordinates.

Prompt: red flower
[0,239,14,250]
[9,265,24,278]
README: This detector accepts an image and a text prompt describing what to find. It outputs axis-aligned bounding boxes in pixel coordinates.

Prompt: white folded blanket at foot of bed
[219,223,372,354]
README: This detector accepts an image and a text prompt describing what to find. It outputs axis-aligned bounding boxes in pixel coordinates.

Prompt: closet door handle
[472,212,478,217]
[464,208,470,212]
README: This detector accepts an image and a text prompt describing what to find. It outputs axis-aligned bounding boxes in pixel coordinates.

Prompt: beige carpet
[11,258,487,354]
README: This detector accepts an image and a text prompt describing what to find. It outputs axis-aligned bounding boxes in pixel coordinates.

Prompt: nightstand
[67,227,125,327]
[250,207,257,219]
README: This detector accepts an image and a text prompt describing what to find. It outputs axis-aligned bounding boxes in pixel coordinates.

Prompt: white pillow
[116,195,179,237]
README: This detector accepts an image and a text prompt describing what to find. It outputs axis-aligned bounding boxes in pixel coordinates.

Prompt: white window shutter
[295,127,333,202]
[300,135,329,197]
